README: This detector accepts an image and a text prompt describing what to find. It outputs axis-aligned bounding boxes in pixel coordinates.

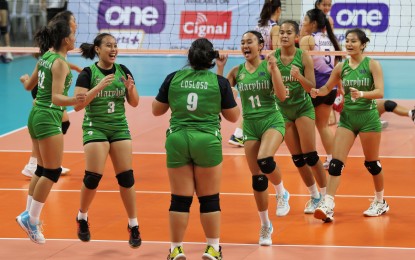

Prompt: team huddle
[14,1,415,260]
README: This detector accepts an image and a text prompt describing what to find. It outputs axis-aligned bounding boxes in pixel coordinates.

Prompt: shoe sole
[314,209,333,223]
[172,254,186,260]
[21,170,34,178]
[16,216,45,244]
[363,205,390,217]
[228,140,244,147]
[202,254,219,260]
[129,241,142,249]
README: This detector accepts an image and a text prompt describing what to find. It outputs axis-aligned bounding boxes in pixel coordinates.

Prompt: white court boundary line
[1,188,415,199]
[0,238,414,250]
[1,150,415,159]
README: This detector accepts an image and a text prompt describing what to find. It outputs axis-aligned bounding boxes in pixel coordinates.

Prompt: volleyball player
[229,0,283,147]
[153,38,239,260]
[21,10,81,177]
[0,0,13,62]
[299,8,341,170]
[16,19,85,244]
[218,30,290,246]
[311,28,389,222]
[271,20,327,214]
[73,33,141,248]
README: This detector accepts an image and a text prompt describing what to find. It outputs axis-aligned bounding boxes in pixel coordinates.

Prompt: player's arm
[20,63,39,91]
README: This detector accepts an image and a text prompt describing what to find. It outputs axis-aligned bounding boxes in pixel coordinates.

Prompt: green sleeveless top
[168,69,221,131]
[275,48,311,107]
[35,51,72,110]
[235,60,279,119]
[341,57,377,111]
[83,63,128,130]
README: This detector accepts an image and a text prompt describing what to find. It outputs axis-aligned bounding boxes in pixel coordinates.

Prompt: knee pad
[116,170,135,188]
[292,154,306,167]
[328,159,345,176]
[198,193,221,213]
[0,26,7,36]
[304,151,320,166]
[42,167,62,183]
[384,100,397,112]
[252,175,268,192]
[169,194,193,212]
[61,121,70,135]
[34,165,44,178]
[257,157,276,174]
[365,160,382,175]
[83,171,102,189]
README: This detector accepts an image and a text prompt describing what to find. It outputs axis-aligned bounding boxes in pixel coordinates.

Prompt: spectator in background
[0,0,13,62]
[43,0,68,23]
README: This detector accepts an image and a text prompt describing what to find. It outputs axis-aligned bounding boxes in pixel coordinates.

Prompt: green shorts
[83,126,131,145]
[165,128,222,168]
[338,109,381,135]
[243,111,285,141]
[27,106,63,140]
[279,99,315,123]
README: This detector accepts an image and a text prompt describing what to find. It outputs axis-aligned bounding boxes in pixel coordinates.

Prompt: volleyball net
[2,0,415,55]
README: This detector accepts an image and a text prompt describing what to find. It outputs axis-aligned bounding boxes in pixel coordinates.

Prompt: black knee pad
[169,194,193,212]
[198,193,221,213]
[83,171,102,189]
[61,121,70,135]
[292,154,306,167]
[304,151,320,166]
[116,170,135,188]
[252,175,268,192]
[364,160,382,175]
[384,100,397,112]
[257,156,276,174]
[0,26,7,36]
[42,167,62,183]
[34,165,44,178]
[328,159,345,176]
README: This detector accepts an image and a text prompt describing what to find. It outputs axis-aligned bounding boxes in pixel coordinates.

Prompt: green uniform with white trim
[274,48,315,122]
[81,63,131,144]
[338,57,381,134]
[27,51,72,140]
[235,60,285,141]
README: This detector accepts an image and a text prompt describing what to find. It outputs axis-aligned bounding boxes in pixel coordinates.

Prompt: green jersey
[83,63,128,130]
[341,57,377,111]
[35,51,72,110]
[168,69,222,130]
[236,60,279,119]
[275,48,311,108]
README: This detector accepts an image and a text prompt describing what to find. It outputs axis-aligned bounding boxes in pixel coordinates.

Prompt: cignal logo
[331,3,389,33]
[180,11,231,39]
[97,0,166,33]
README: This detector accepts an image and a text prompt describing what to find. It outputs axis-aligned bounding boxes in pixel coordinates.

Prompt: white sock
[307,183,320,198]
[375,190,384,202]
[29,199,44,225]
[29,156,37,165]
[128,218,138,227]
[26,195,33,212]
[207,238,220,251]
[326,154,332,162]
[258,210,270,227]
[320,187,327,196]
[171,242,182,251]
[234,127,243,138]
[324,194,335,208]
[77,210,88,221]
[273,181,285,196]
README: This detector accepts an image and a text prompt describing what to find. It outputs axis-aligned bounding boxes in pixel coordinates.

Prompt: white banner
[69,0,415,52]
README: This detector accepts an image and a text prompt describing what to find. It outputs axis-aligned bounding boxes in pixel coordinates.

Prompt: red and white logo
[180,11,231,39]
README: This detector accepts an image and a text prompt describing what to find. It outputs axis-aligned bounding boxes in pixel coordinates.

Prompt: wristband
[360,91,364,98]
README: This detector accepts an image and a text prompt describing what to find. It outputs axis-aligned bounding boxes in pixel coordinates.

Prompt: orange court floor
[1,98,415,259]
